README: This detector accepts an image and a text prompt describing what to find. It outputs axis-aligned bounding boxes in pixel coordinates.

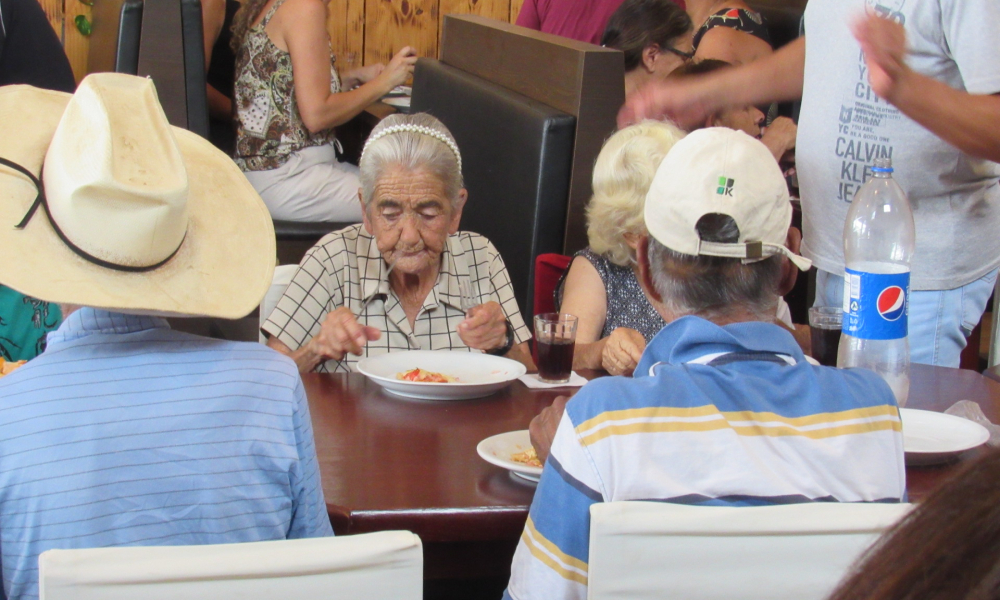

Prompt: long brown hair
[230,0,272,54]
[828,448,1000,600]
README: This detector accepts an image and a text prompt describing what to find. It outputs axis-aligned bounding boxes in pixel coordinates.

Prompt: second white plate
[901,407,990,466]
[477,430,543,483]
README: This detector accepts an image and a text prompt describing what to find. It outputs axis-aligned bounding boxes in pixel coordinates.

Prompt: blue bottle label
[841,268,909,340]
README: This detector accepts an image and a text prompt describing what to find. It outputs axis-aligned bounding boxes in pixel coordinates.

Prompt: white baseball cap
[643,127,811,271]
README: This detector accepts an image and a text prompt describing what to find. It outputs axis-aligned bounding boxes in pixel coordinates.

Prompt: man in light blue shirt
[0,74,332,600]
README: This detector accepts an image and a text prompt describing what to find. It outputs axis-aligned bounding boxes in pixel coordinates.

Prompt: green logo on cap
[717,176,734,196]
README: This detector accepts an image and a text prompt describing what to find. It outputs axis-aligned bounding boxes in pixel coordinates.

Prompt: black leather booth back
[411,58,575,322]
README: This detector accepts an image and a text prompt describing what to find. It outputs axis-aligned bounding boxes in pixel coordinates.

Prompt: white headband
[361,124,463,172]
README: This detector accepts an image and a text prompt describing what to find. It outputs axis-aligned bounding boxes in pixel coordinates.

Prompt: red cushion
[534,253,572,317]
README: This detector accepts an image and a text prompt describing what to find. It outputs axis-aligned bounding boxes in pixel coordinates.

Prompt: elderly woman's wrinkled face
[363,166,465,276]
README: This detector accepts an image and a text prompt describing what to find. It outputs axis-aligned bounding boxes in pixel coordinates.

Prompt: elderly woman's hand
[601,327,646,376]
[457,302,508,352]
[310,307,382,361]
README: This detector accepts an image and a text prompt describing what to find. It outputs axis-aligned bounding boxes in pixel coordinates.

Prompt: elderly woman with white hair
[561,120,801,376]
[559,121,687,376]
[263,113,533,372]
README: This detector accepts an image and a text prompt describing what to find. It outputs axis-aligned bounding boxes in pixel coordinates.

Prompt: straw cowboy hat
[0,73,275,318]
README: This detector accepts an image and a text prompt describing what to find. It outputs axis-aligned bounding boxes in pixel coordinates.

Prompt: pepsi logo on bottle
[876,286,906,322]
[843,269,909,341]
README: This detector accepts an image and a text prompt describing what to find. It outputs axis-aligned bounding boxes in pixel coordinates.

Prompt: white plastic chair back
[39,531,423,600]
[259,264,298,342]
[588,501,911,600]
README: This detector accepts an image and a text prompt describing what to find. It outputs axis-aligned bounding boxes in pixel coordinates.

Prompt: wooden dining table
[304,364,1000,595]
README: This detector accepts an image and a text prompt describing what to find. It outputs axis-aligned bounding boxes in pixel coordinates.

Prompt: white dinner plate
[900,408,991,466]
[383,96,411,108]
[477,430,542,483]
[357,350,526,400]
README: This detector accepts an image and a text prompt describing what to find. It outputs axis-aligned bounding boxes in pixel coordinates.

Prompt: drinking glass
[533,313,578,383]
[808,306,843,367]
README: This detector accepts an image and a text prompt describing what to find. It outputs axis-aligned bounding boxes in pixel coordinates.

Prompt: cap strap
[698,240,812,271]
[361,124,463,171]
[1,156,185,273]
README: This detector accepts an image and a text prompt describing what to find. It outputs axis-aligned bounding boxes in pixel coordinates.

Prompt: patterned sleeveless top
[557,248,666,343]
[233,0,341,171]
[693,7,772,49]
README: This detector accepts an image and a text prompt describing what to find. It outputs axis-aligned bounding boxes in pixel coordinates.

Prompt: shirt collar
[634,315,806,376]
[357,228,469,312]
[46,307,169,347]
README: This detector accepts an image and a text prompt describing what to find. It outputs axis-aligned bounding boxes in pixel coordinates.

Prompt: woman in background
[685,0,772,65]
[230,0,416,222]
[601,0,694,97]
[202,0,239,155]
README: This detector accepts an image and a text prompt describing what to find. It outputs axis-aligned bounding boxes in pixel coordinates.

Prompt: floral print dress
[233,0,342,172]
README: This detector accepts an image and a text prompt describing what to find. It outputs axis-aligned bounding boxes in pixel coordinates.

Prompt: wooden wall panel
[328,0,365,72]
[37,0,63,38]
[509,0,523,23]
[364,0,438,65]
[439,0,509,40]
[62,0,92,82]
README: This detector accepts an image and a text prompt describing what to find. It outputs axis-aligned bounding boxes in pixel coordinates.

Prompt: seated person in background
[829,447,1000,600]
[263,113,534,373]
[0,73,331,600]
[0,288,60,361]
[600,0,693,97]
[686,0,771,65]
[202,0,240,155]
[559,121,686,375]
[560,120,801,376]
[505,128,905,600]
[673,58,796,162]
[231,0,416,222]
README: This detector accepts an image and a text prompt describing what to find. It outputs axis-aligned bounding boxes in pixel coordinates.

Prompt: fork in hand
[459,279,478,316]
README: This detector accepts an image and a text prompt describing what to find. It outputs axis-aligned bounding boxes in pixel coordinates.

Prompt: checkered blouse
[262,224,531,373]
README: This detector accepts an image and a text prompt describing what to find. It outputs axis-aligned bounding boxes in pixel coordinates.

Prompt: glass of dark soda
[808,306,842,367]
[534,313,579,383]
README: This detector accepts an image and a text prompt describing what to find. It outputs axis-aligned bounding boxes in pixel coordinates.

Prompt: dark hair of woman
[671,58,731,78]
[600,0,693,72]
[230,0,272,54]
[828,447,1000,600]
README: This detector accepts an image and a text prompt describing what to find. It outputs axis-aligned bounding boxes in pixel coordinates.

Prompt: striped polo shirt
[0,309,333,600]
[505,315,905,600]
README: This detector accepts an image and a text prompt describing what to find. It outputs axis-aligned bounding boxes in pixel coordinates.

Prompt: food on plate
[0,358,26,377]
[396,368,458,383]
[511,447,542,468]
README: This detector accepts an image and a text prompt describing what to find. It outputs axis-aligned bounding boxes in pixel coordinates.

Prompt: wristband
[486,319,515,356]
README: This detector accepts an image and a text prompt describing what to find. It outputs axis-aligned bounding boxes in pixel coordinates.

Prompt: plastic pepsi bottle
[837,157,915,406]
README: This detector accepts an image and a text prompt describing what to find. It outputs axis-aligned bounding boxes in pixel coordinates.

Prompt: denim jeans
[814,269,998,368]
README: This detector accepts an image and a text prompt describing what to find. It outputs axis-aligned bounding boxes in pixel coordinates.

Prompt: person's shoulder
[564,374,662,426]
[306,223,365,264]
[274,0,327,19]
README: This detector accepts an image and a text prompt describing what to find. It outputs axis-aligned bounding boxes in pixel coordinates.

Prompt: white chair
[259,263,298,342]
[39,531,423,600]
[587,501,911,600]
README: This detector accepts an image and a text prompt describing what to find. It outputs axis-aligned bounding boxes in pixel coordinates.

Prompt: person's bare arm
[267,307,381,373]
[273,0,415,133]
[621,36,805,129]
[559,256,609,370]
[853,14,1000,163]
[202,0,232,120]
[528,395,569,463]
[693,26,773,66]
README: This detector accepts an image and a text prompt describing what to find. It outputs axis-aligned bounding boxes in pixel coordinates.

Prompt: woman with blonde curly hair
[559,120,686,375]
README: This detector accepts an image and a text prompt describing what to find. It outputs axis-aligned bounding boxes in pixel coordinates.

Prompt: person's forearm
[267,337,332,373]
[699,37,806,114]
[572,338,608,371]
[207,84,232,121]
[298,80,389,133]
[889,72,1000,163]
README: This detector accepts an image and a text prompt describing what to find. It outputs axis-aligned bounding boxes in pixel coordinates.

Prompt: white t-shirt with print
[796,0,1000,290]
